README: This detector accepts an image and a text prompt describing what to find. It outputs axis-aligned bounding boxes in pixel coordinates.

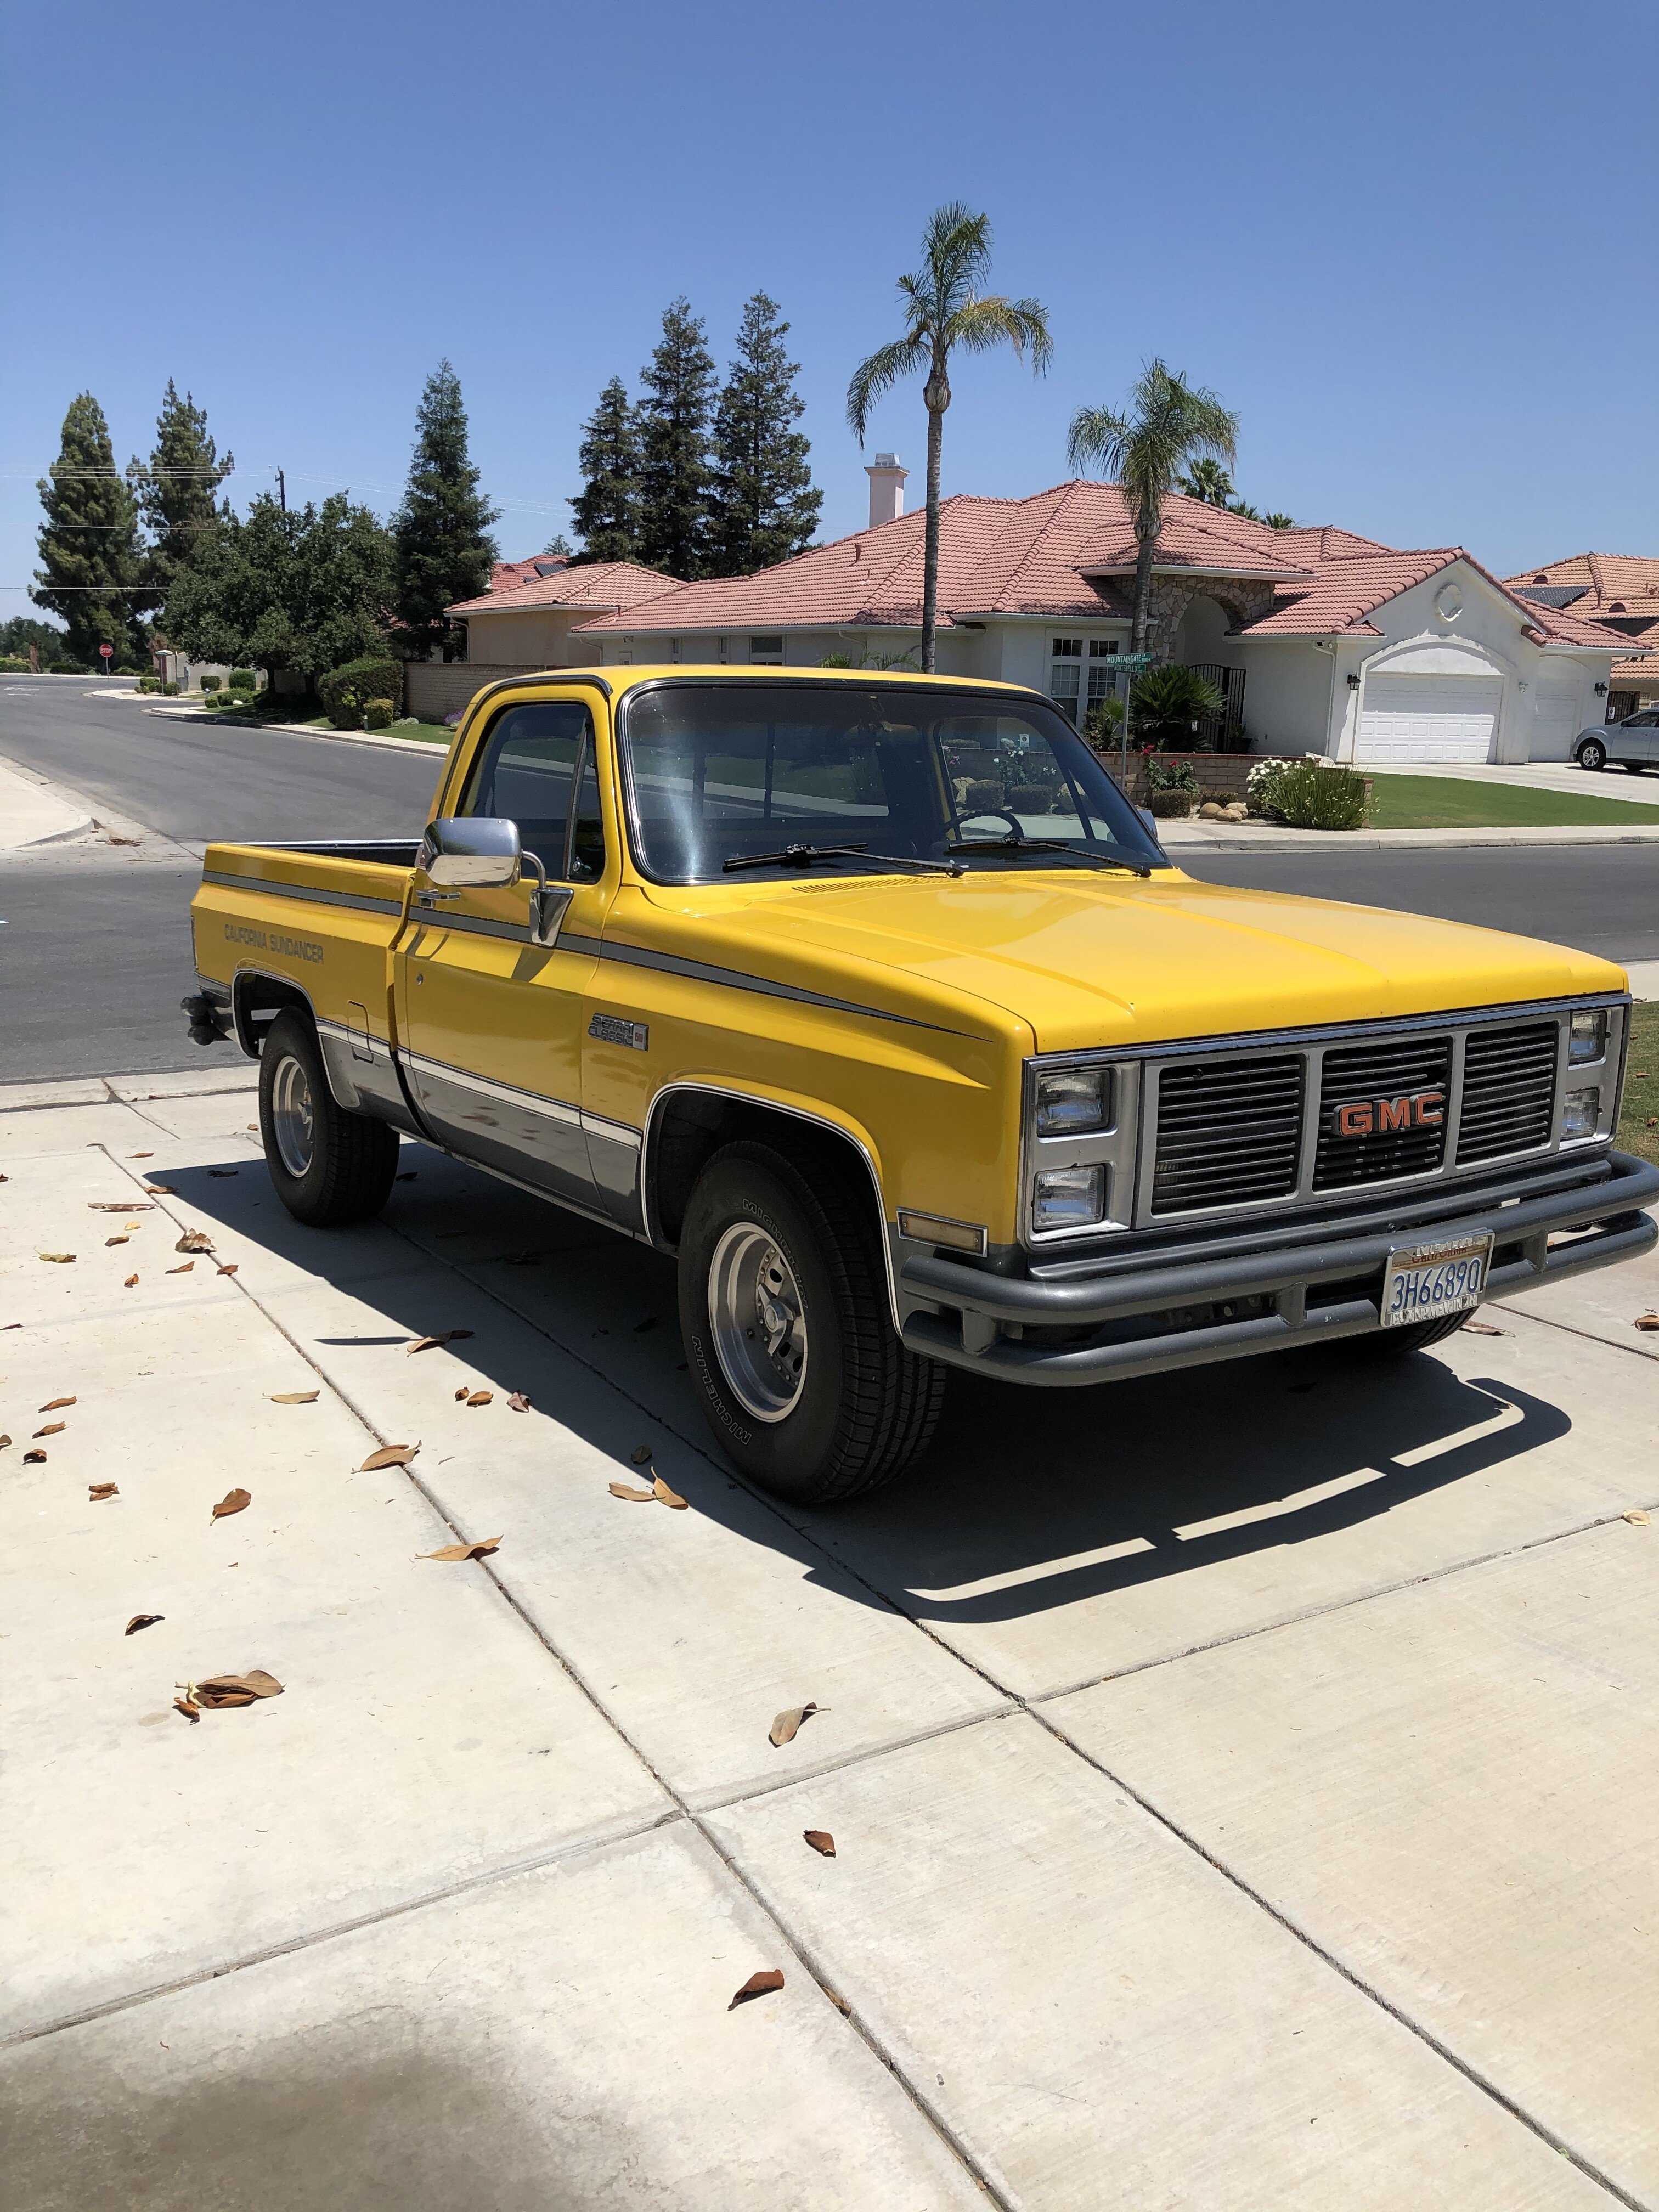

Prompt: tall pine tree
[33,393,143,666]
[568,378,642,562]
[636,300,717,579]
[128,381,233,603]
[708,293,822,576]
[392,361,499,661]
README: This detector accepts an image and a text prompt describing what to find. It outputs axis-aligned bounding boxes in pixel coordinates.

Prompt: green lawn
[1619,1001,1659,1170]
[387,720,456,745]
[1367,772,1659,830]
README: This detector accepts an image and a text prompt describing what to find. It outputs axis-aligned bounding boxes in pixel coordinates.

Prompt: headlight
[1569,1009,1607,1064]
[1032,1165,1105,1231]
[1560,1086,1600,1140]
[1035,1065,1111,1137]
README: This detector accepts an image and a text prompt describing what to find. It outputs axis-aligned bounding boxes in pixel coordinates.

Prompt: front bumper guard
[900,1150,1659,1387]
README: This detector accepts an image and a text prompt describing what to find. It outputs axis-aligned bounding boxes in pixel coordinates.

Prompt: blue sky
[2,0,1653,619]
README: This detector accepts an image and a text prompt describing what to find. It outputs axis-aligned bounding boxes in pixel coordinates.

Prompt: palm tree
[1178,456,1234,506]
[1068,362,1239,656]
[848,205,1051,672]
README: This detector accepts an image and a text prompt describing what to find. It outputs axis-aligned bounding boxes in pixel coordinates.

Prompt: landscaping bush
[229,669,256,692]
[319,655,402,731]
[363,698,394,730]
[1145,757,1200,797]
[137,674,159,693]
[161,680,180,696]
[1263,761,1368,831]
[1148,788,1194,819]
[200,674,221,692]
[0,654,29,674]
[48,659,84,674]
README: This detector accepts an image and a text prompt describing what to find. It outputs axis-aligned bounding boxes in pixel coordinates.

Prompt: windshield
[619,682,1167,883]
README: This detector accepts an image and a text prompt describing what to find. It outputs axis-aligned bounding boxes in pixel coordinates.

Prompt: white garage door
[1530,680,1579,761]
[1357,674,1503,763]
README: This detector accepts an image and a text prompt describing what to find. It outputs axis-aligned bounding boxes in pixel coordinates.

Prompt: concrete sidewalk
[2,1080,1655,2208]
[0,755,94,849]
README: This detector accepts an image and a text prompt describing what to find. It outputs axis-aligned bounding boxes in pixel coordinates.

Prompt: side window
[459,701,590,876]
[569,744,607,881]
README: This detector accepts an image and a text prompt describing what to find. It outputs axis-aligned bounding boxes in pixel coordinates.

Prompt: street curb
[149,706,447,757]
[1164,825,1659,854]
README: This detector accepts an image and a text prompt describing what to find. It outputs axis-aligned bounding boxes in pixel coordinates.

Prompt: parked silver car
[1574,709,1659,771]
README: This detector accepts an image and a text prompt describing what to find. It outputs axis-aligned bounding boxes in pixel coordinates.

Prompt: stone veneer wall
[1137,573,1278,658]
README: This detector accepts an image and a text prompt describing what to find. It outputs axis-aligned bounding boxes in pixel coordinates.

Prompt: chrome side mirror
[419,816,521,888]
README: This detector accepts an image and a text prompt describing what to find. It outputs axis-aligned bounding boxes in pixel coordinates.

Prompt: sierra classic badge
[1330,1088,1445,1138]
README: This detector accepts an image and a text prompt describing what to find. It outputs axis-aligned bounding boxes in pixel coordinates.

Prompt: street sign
[1111,652,1154,669]
[98,643,113,661]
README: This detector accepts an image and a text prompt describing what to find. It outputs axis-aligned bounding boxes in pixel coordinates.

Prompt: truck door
[397,691,610,1211]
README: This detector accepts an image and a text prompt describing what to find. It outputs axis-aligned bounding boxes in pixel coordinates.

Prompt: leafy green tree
[165,491,393,695]
[33,393,144,664]
[540,532,574,557]
[708,291,822,576]
[636,299,718,578]
[0,616,69,665]
[1264,512,1297,531]
[1179,458,1234,506]
[128,381,233,602]
[848,205,1051,672]
[568,377,643,562]
[392,361,499,661]
[1068,362,1239,655]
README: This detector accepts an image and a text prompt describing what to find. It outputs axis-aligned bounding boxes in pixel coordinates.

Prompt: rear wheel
[258,1009,399,1226]
[1577,737,1607,771]
[678,1141,946,1504]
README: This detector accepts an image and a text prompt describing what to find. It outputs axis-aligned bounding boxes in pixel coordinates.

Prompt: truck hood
[709,870,1626,1053]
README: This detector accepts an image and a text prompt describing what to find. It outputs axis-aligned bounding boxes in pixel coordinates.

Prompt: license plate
[1380,1233,1493,1328]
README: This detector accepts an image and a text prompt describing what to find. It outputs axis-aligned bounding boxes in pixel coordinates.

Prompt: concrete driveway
[3,1069,1655,2210]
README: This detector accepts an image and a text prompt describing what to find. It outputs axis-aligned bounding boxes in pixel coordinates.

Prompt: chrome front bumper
[900,1150,1659,1386]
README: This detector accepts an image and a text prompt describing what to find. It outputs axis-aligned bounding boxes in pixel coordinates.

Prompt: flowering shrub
[1146,757,1200,795]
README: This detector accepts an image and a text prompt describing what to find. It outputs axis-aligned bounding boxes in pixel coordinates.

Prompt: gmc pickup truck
[190,667,1657,1503]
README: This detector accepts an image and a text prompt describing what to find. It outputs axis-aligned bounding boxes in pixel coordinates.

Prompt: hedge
[319,656,403,730]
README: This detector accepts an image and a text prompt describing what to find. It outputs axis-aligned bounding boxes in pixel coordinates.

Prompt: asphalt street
[3,678,1657,1082]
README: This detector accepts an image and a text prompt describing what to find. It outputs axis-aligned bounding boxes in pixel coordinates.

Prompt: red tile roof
[1237,545,1645,653]
[448,559,676,618]
[574,482,1312,636]
[1502,554,1659,685]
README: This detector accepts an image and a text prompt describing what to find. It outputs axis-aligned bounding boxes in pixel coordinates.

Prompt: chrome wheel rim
[270,1053,315,1177]
[1582,744,1605,769]
[707,1221,808,1422]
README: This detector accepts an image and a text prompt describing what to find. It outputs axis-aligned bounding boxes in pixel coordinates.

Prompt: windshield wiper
[946,834,1150,877]
[723,842,962,877]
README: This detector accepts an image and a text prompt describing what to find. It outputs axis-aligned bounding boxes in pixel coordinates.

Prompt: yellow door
[399,690,613,1212]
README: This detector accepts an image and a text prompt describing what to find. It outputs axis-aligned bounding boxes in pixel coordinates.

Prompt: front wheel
[678,1141,946,1504]
[258,1009,399,1226]
[1577,738,1607,771]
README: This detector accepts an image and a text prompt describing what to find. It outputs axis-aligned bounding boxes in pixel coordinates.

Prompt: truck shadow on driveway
[156,1146,1576,1637]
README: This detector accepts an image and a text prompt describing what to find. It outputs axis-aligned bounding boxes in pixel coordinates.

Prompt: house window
[1049,636,1120,725]
[749,635,784,664]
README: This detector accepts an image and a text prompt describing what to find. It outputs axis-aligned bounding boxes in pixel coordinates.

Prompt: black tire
[678,1139,946,1505]
[258,1009,399,1227]
[1355,1308,1473,1357]
[1577,738,1607,771]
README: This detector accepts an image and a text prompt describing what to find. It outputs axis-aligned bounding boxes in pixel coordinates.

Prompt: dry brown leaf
[1463,1321,1506,1336]
[652,1474,688,1510]
[358,1443,418,1471]
[803,1829,836,1857]
[453,1385,468,1400]
[769,1702,820,1748]
[125,1613,164,1635]
[174,1231,213,1254]
[217,1262,239,1277]
[124,1273,139,1288]
[269,1390,319,1404]
[405,1329,475,1355]
[608,1481,656,1502]
[38,1396,76,1412]
[207,1169,238,1178]
[166,1262,194,1275]
[1635,1313,1659,1334]
[89,1201,154,1212]
[419,1536,501,1561]
[24,1450,47,1464]
[123,1221,142,1231]
[105,1235,130,1246]
[823,1987,851,2016]
[466,1390,493,1408]
[89,1482,118,1499]
[143,1183,174,1194]
[129,1152,153,1158]
[509,1391,531,1413]
[630,1444,653,1465]
[0,1435,10,1450]
[727,1970,785,2011]
[211,1487,251,1519]
[33,1422,65,1438]
[173,1697,199,1723]
[38,1252,76,1263]
[1626,1509,1651,1526]
[190,1670,284,1708]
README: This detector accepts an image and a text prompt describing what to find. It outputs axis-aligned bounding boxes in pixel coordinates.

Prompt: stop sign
[99,644,113,660]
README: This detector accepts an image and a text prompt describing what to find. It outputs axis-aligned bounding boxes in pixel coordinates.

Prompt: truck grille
[1456,1022,1559,1164]
[1152,1053,1304,1216]
[1313,1036,1452,1191]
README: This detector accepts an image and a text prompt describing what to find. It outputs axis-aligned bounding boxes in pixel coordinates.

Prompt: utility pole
[276,469,286,514]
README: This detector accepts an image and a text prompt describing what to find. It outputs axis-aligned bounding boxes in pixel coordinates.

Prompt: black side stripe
[557,930,976,1037]
[202,870,404,918]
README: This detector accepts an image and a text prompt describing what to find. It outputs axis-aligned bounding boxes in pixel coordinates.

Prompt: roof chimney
[865,453,907,529]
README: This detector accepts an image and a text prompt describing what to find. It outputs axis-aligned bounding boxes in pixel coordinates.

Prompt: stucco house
[1504,554,1659,720]
[558,477,1635,765]
[408,555,675,720]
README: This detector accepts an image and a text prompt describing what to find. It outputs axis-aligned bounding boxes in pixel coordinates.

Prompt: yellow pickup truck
[190,667,1656,1502]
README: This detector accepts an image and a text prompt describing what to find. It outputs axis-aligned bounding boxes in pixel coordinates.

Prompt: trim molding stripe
[557,930,973,1037]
